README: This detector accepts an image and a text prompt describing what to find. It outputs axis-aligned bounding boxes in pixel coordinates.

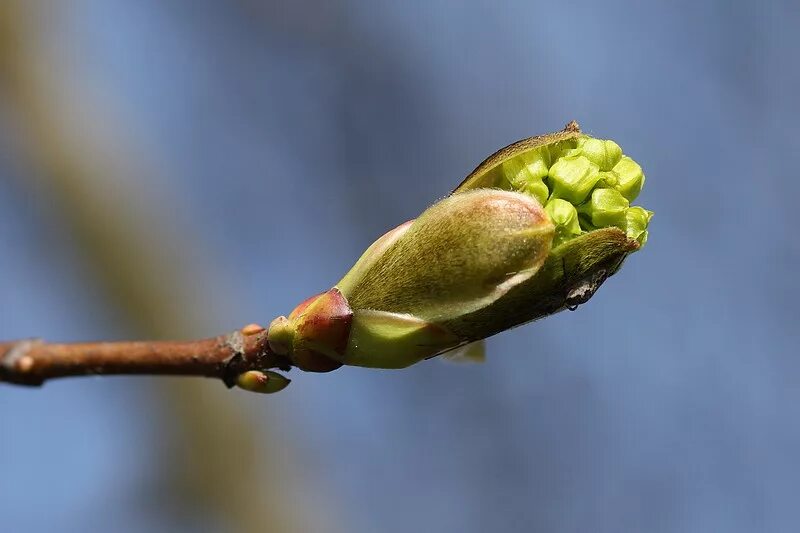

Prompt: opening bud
[452,121,651,249]
[272,122,653,374]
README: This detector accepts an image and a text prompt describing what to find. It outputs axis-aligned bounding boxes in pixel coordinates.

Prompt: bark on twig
[0,326,292,387]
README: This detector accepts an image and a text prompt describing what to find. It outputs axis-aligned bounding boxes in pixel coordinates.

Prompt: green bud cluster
[455,124,652,248]
[511,136,651,246]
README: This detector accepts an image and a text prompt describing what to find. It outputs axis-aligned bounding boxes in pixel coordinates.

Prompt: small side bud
[236,370,290,394]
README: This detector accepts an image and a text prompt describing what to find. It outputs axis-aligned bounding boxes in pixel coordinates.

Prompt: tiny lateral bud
[17,355,34,373]
[236,370,290,394]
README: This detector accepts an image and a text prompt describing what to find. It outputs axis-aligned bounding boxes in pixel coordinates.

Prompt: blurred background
[1,1,798,532]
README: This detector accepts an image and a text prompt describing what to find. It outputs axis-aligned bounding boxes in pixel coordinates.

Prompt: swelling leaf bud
[269,122,652,376]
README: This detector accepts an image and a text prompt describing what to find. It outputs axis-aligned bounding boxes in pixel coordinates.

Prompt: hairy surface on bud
[340,189,555,322]
[441,227,639,340]
[271,122,652,373]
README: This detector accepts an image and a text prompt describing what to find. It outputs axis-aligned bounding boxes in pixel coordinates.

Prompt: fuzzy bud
[269,122,652,373]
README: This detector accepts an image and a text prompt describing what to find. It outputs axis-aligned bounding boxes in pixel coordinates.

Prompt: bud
[236,370,291,394]
[577,188,630,230]
[268,122,652,373]
[544,198,582,247]
[611,156,645,201]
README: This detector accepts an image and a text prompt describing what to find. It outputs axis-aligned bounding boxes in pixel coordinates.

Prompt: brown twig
[0,325,292,387]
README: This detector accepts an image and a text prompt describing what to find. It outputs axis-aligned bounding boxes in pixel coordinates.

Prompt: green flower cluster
[460,131,652,248]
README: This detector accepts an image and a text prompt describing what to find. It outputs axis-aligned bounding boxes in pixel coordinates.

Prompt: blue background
[1,1,798,532]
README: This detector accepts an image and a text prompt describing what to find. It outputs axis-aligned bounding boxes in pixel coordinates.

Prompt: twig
[0,325,292,387]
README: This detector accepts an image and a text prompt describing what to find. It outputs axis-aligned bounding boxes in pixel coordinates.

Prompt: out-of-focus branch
[0,325,292,387]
